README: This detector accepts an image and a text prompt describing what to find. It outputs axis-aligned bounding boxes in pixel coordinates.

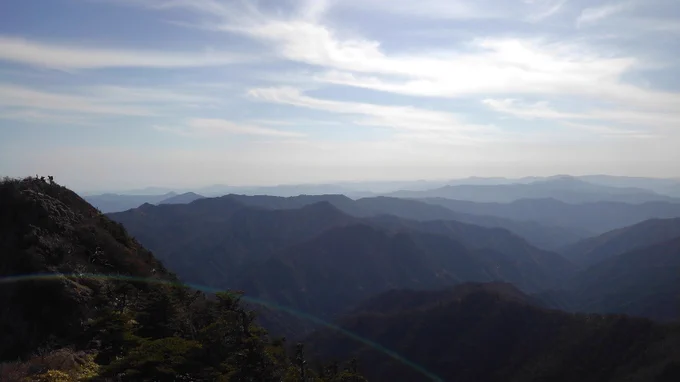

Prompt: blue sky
[1,0,679,191]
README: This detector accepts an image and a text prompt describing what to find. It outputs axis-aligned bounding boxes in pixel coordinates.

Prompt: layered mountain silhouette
[158,191,204,204]
[562,218,680,266]
[389,176,680,204]
[422,196,680,234]
[307,283,680,382]
[83,191,178,213]
[109,195,577,339]
[5,175,680,382]
[223,194,588,250]
[110,199,360,285]
[238,222,573,322]
[549,235,680,321]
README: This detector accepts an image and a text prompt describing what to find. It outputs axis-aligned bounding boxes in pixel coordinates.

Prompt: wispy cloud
[524,0,569,22]
[3,0,680,185]
[482,98,677,136]
[0,83,222,121]
[107,0,675,113]
[87,86,215,104]
[0,108,94,126]
[0,84,152,115]
[0,36,247,70]
[248,86,495,141]
[154,118,306,138]
[576,1,635,27]
[336,0,501,20]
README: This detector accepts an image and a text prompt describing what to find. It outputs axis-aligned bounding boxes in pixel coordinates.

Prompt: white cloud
[482,98,583,120]
[337,0,500,20]
[0,108,94,125]
[0,84,152,115]
[4,0,680,185]
[154,118,306,138]
[525,0,569,22]
[248,86,497,142]
[0,36,246,70]
[88,86,215,104]
[0,83,225,121]
[576,1,635,27]
[111,0,678,113]
[482,98,678,136]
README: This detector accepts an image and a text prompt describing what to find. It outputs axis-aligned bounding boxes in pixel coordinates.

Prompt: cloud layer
[1,0,679,189]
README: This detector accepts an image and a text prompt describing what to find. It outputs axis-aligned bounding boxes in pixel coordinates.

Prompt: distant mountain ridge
[158,191,204,204]
[422,197,680,234]
[562,217,680,266]
[388,176,680,204]
[223,194,589,250]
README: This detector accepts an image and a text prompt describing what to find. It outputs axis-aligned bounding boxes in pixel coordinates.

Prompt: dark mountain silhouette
[307,283,680,382]
[366,215,576,289]
[83,191,178,213]
[110,196,574,292]
[355,197,590,249]
[158,191,204,204]
[236,223,572,326]
[422,196,680,234]
[110,199,360,286]
[0,177,362,381]
[555,236,680,322]
[389,176,679,204]
[223,194,588,250]
[109,195,576,340]
[562,218,680,266]
[224,193,366,216]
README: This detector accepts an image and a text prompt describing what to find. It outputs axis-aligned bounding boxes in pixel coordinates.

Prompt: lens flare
[0,272,443,381]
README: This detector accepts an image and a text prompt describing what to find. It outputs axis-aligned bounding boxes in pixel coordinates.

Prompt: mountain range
[81,175,680,214]
[422,197,680,234]
[109,197,575,334]
[222,194,590,250]
[109,191,680,333]
[562,218,680,266]
[389,176,680,204]
[4,175,680,381]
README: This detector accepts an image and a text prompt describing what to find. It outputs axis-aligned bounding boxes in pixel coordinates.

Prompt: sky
[1,0,679,192]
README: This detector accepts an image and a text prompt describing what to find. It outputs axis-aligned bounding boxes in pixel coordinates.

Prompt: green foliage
[0,177,366,381]
[104,337,202,381]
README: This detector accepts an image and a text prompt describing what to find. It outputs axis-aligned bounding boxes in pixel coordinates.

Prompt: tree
[104,337,202,381]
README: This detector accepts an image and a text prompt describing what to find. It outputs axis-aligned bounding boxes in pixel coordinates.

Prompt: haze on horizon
[1,0,679,191]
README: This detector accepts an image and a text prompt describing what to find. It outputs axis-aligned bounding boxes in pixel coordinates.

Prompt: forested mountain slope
[561,218,680,266]
[109,195,576,339]
[307,283,680,382]
[223,194,588,250]
[0,177,364,381]
[559,235,680,321]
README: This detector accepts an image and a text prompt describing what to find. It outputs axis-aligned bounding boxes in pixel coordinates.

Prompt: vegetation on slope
[307,283,680,382]
[0,176,365,381]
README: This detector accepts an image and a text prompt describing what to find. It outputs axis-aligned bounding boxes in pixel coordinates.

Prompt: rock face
[0,177,170,360]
